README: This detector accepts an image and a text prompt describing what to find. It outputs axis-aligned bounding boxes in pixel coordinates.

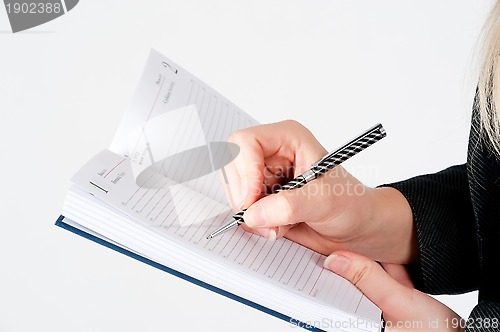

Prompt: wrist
[368,186,418,264]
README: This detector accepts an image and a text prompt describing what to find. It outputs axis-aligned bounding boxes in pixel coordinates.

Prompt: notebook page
[63,186,380,332]
[71,148,379,320]
[63,185,381,332]
[70,48,380,325]
[109,49,256,206]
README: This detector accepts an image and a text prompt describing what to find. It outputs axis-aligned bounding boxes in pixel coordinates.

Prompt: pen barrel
[233,210,246,225]
[273,127,385,194]
[215,124,385,236]
[273,175,308,193]
[313,128,385,175]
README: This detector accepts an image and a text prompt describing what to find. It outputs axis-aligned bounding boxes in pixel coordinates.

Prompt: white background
[0,0,493,331]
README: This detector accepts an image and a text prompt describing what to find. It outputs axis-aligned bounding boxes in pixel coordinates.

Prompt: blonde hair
[478,1,500,156]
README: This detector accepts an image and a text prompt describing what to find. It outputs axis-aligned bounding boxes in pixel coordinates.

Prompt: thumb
[243,192,299,229]
[243,175,334,229]
[323,251,414,314]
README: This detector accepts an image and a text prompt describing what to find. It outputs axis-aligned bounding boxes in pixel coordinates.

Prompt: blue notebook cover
[55,215,327,332]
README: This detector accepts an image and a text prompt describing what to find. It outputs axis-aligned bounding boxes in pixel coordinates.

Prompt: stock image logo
[3,0,79,33]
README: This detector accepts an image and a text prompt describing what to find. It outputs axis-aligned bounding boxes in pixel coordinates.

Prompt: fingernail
[245,204,267,228]
[268,229,276,241]
[324,254,350,274]
[256,227,276,241]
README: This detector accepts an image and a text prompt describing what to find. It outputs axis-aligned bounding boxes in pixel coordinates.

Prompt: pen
[206,123,387,239]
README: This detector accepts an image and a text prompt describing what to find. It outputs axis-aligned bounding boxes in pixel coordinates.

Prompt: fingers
[221,161,246,211]
[227,130,265,207]
[324,251,464,330]
[323,251,414,314]
[240,223,293,241]
[225,120,329,240]
[244,187,316,228]
[242,170,350,229]
[228,123,290,207]
[227,120,327,208]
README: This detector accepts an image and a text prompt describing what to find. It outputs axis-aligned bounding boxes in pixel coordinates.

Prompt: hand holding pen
[208,122,386,239]
[206,121,415,264]
[210,120,330,240]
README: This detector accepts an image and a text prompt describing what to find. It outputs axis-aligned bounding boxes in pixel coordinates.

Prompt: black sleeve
[465,301,500,331]
[382,164,480,295]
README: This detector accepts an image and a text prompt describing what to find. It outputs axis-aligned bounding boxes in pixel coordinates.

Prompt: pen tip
[206,234,212,240]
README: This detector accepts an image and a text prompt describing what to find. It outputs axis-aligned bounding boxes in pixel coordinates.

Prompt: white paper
[65,49,381,332]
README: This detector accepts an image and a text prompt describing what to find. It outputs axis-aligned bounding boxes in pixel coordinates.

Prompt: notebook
[57,49,382,332]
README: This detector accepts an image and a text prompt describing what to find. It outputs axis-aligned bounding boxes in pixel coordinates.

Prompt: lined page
[62,185,381,332]
[110,49,256,206]
[70,49,379,322]
[72,148,376,316]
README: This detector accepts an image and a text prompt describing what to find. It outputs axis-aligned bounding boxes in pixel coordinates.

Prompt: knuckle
[228,130,245,144]
[281,119,302,129]
[280,120,316,142]
[351,264,371,287]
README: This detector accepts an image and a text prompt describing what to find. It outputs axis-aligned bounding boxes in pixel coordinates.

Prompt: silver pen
[207,123,386,239]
